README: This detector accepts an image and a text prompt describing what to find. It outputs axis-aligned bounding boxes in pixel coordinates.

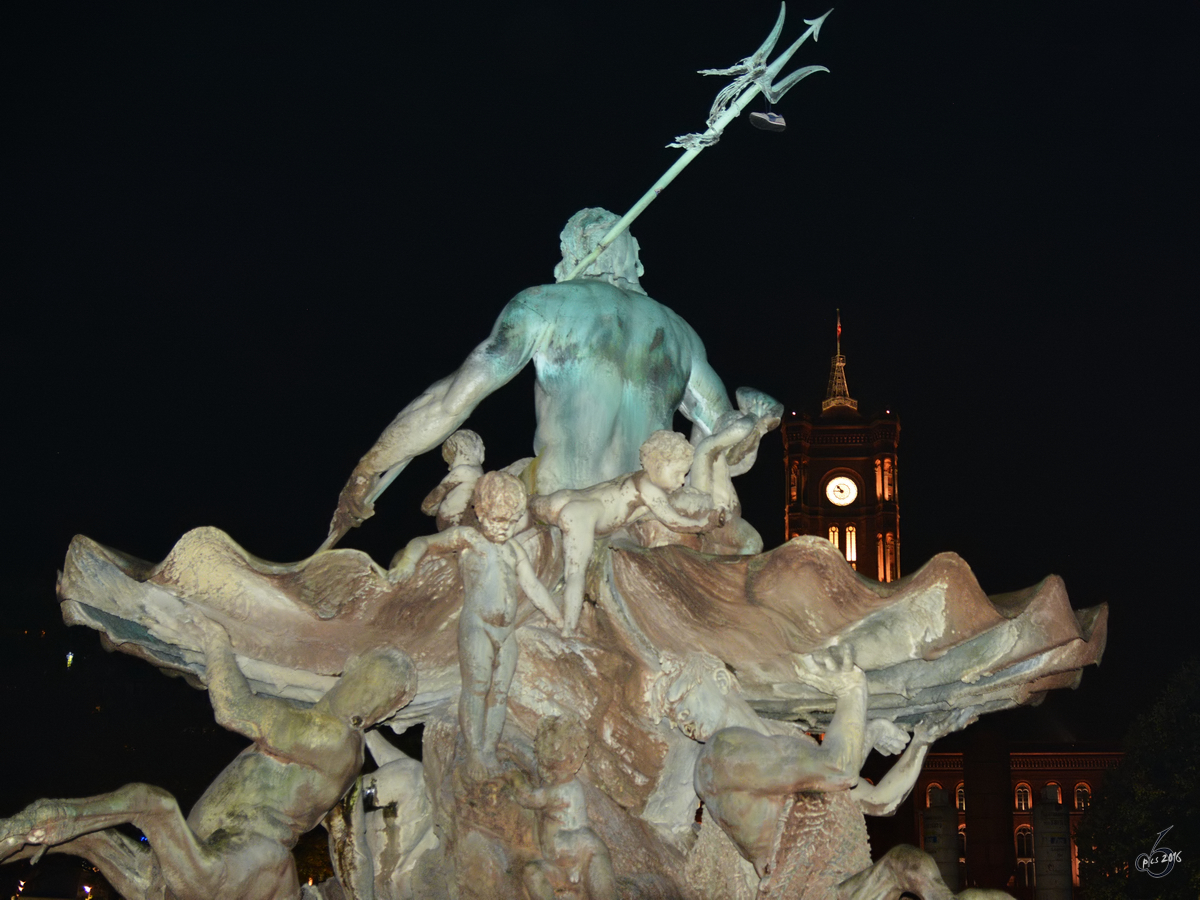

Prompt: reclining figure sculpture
[0,617,415,900]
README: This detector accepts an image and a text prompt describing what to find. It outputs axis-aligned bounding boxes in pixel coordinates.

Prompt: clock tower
[782,316,901,582]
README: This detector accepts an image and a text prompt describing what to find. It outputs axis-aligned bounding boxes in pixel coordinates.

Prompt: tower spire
[822,309,858,413]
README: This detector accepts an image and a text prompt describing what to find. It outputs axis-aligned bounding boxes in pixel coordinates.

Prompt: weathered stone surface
[55,523,1104,899]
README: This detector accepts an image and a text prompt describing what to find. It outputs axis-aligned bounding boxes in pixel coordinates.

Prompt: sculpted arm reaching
[323,295,543,550]
[193,615,313,755]
[680,352,782,478]
[851,709,978,817]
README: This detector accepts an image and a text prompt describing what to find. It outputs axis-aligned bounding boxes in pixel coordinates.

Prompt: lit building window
[955,783,965,812]
[845,525,857,568]
[790,462,799,502]
[1015,783,1031,812]
[1045,782,1062,804]
[884,532,896,582]
[882,458,894,500]
[877,534,885,582]
[829,525,839,548]
[1075,783,1091,812]
[875,459,883,500]
[925,783,943,808]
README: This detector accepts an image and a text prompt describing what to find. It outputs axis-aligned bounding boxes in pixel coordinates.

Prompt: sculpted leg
[522,859,559,900]
[0,784,226,898]
[558,504,601,636]
[2,829,152,900]
[458,622,499,780]
[581,834,619,900]
[482,634,519,770]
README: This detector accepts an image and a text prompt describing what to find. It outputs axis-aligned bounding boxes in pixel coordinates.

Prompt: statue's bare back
[504,281,714,493]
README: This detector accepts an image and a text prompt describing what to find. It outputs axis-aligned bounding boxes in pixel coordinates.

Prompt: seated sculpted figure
[661,649,973,894]
[391,471,563,780]
[420,429,485,531]
[323,207,780,549]
[504,715,618,900]
[529,430,725,636]
[0,616,415,900]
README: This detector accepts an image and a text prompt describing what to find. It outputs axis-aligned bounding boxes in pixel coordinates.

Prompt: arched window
[828,525,839,548]
[874,459,883,500]
[1045,782,1062,804]
[957,825,966,863]
[790,462,799,502]
[884,532,896,583]
[955,783,966,812]
[1075,783,1091,812]
[1016,825,1034,859]
[845,525,857,568]
[925,783,943,808]
[876,534,885,582]
[882,458,894,500]
[1015,783,1031,812]
[1019,860,1035,887]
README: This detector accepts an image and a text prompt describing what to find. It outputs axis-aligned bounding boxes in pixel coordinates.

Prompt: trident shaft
[563,4,832,283]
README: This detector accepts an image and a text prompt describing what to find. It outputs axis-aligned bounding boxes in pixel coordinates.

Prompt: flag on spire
[823,310,857,414]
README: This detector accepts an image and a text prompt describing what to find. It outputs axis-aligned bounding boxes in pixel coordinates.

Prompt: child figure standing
[392,472,562,780]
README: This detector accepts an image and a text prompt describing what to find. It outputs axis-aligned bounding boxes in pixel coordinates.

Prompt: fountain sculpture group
[0,9,1107,899]
[0,208,1106,900]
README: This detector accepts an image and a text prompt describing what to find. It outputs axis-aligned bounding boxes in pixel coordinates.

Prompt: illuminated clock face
[826,476,858,506]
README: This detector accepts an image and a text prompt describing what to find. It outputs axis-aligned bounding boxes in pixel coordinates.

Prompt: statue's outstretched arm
[196,616,308,746]
[364,729,410,767]
[679,352,735,441]
[322,296,542,549]
[390,527,476,582]
[725,386,783,477]
[852,709,977,817]
[643,483,723,533]
[791,649,868,782]
[513,541,564,628]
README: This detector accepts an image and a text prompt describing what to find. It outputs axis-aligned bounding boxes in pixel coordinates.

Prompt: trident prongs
[561,5,833,283]
[675,5,832,148]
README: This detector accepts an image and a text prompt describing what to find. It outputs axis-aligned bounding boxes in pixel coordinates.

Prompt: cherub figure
[504,715,618,900]
[661,393,781,555]
[529,430,724,636]
[391,471,563,781]
[420,429,485,531]
[0,617,415,900]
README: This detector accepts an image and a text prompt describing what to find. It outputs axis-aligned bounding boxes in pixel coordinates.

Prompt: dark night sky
[3,0,1196,833]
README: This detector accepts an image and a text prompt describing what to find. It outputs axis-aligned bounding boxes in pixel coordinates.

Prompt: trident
[562,3,832,282]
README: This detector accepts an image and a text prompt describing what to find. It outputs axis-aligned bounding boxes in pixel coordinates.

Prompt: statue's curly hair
[442,429,484,466]
[473,471,526,521]
[639,430,693,475]
[650,650,738,721]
